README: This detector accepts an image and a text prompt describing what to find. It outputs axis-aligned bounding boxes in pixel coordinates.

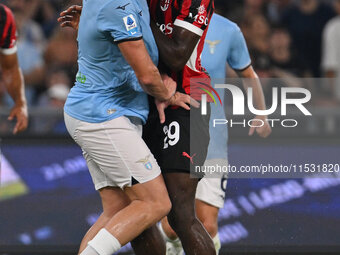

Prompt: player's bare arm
[119,39,174,101]
[237,66,272,138]
[119,39,199,123]
[150,20,200,72]
[0,52,28,134]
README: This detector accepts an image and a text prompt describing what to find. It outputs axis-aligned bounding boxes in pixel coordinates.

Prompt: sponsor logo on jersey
[182,152,197,164]
[158,22,173,35]
[76,71,87,84]
[188,12,209,26]
[136,155,153,170]
[123,15,138,35]
[116,3,130,10]
[160,0,171,12]
[206,40,221,54]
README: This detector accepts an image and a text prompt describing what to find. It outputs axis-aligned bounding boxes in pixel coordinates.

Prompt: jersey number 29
[163,121,180,149]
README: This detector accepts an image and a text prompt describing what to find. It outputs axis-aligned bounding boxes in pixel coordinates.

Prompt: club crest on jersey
[136,155,153,170]
[206,40,221,54]
[160,0,171,12]
[123,15,138,35]
[198,4,206,15]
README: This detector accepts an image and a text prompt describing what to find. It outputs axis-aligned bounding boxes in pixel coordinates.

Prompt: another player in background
[0,4,28,134]
[159,11,272,254]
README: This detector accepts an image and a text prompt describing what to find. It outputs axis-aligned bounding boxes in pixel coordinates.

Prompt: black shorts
[143,105,211,176]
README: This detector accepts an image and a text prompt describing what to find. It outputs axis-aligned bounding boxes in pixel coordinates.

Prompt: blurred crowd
[0,0,80,111]
[219,0,340,105]
[0,0,340,112]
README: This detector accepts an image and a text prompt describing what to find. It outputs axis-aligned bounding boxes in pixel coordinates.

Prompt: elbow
[239,65,257,79]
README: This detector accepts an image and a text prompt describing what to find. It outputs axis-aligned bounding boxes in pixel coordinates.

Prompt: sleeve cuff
[232,61,252,72]
[1,45,17,55]
[115,36,143,44]
[174,19,203,36]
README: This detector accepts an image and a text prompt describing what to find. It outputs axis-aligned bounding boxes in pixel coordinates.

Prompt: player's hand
[156,92,200,124]
[156,74,199,123]
[161,74,200,110]
[58,5,82,30]
[8,104,28,135]
[161,74,177,99]
[248,116,272,138]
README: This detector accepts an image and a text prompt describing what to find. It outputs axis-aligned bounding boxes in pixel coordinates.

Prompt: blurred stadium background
[0,0,340,254]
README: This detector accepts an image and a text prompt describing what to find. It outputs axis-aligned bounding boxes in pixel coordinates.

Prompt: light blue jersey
[64,0,158,124]
[202,14,251,160]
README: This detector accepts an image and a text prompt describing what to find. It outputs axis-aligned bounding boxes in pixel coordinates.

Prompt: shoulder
[97,0,139,22]
[211,14,242,34]
[97,0,136,23]
[99,0,137,12]
[0,4,15,22]
[0,4,11,13]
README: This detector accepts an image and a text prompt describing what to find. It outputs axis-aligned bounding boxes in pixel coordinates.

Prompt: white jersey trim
[174,19,203,36]
[1,45,17,55]
[186,41,200,72]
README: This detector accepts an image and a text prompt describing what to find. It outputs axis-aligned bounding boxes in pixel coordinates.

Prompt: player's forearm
[150,21,188,71]
[138,67,172,101]
[239,66,267,112]
[3,67,26,107]
[118,39,172,101]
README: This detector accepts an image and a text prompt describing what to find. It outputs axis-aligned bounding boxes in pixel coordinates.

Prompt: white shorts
[195,159,228,209]
[64,113,161,190]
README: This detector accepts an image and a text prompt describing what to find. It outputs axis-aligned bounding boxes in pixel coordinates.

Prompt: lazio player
[160,13,272,254]
[62,1,195,254]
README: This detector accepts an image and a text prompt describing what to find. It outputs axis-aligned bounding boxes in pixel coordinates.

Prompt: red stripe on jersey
[180,0,192,20]
[164,1,173,38]
[148,0,214,101]
[0,4,17,50]
[182,23,211,99]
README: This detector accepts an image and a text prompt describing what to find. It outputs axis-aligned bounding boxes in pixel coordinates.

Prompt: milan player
[143,1,216,255]
[159,12,272,254]
[0,4,28,134]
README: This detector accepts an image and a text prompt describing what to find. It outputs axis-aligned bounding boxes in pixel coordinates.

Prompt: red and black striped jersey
[148,0,214,99]
[0,4,17,55]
